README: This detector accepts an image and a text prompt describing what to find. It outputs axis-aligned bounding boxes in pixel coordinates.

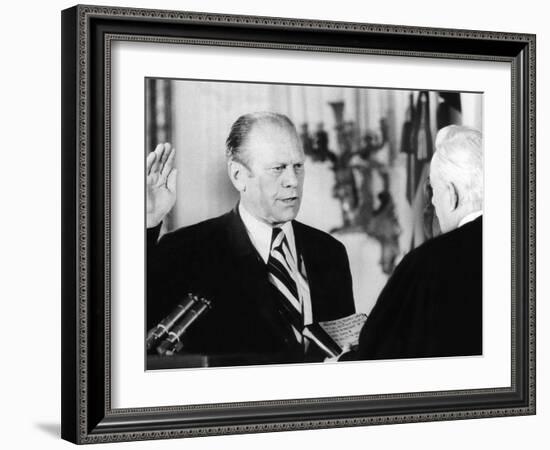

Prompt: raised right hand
[146,143,177,228]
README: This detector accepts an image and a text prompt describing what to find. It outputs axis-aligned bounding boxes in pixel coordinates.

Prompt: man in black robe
[357,125,483,360]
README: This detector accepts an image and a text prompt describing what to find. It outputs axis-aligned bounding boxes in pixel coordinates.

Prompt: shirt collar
[458,210,483,228]
[238,203,296,264]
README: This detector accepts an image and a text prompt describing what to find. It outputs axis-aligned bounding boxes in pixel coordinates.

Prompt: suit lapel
[292,221,321,321]
[225,207,300,348]
[293,221,339,322]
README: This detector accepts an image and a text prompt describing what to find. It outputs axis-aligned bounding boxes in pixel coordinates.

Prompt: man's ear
[228,160,248,192]
[447,182,459,211]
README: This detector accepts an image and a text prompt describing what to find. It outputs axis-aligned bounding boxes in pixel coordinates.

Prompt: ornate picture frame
[61,4,535,444]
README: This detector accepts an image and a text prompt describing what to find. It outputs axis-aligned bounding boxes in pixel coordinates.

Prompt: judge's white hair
[431,125,483,210]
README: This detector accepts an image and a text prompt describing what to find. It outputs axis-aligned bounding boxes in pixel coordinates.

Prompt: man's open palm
[146,143,177,228]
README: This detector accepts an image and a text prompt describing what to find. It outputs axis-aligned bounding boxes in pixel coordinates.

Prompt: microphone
[156,296,212,356]
[146,294,197,351]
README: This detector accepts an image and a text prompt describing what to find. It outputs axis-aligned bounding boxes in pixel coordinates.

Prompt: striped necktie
[267,227,303,338]
[267,227,342,357]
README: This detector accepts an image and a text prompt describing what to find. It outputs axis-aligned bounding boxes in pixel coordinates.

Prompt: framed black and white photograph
[61,4,535,444]
[144,78,484,370]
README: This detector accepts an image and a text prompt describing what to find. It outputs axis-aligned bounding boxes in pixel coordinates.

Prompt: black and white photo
[145,79,483,369]
[60,6,535,443]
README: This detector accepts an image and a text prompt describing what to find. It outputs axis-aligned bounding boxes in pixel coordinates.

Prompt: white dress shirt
[458,210,483,228]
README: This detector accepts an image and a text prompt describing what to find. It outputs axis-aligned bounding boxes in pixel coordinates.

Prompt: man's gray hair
[225,112,298,166]
[432,125,483,210]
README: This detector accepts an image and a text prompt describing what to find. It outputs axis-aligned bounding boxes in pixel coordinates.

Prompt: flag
[404,91,434,249]
[437,92,462,128]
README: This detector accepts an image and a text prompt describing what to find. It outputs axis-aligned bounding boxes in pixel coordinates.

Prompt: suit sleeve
[146,224,187,331]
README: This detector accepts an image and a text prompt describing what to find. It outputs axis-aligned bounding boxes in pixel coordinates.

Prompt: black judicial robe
[357,216,482,360]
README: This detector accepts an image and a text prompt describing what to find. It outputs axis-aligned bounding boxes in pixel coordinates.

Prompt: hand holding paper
[318,313,368,361]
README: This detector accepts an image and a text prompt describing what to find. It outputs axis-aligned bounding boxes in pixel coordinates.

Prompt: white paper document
[318,313,368,351]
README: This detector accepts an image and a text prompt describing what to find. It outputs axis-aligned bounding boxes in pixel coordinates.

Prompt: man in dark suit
[357,125,483,360]
[147,112,355,367]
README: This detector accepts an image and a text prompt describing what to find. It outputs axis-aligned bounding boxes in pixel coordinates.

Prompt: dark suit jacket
[147,206,355,366]
[357,216,482,360]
